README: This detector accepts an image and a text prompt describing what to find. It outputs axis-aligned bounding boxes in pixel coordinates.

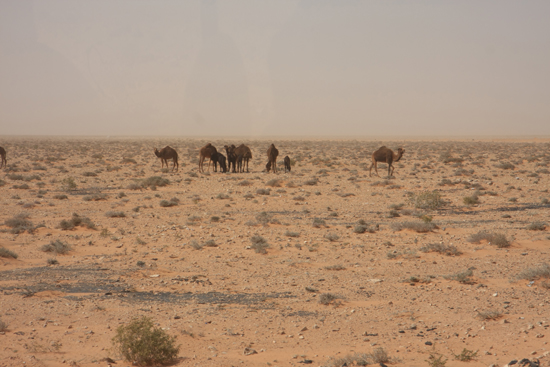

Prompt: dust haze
[1,1,550,137]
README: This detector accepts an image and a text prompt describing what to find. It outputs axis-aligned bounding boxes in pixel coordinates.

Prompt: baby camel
[369,146,405,177]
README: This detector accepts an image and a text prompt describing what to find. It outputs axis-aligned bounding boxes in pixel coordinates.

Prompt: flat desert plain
[0,137,549,367]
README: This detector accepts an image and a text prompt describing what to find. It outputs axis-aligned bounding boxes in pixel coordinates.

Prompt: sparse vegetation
[391,221,437,233]
[408,190,444,210]
[426,352,448,367]
[0,247,18,259]
[160,198,179,207]
[105,211,126,218]
[318,293,339,305]
[41,240,71,255]
[477,309,502,320]
[112,316,180,366]
[59,213,96,230]
[526,221,546,231]
[453,348,478,362]
[468,231,510,248]
[420,243,461,256]
[444,269,475,284]
[250,235,269,254]
[516,263,550,281]
[0,318,8,332]
[5,213,35,234]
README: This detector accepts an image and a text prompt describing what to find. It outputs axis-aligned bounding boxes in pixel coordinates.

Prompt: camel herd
[149,143,405,177]
[0,144,405,177]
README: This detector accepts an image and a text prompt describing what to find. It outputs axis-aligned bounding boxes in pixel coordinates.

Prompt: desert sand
[0,137,549,367]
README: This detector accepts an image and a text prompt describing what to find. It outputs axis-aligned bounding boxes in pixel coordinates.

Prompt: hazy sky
[1,0,549,137]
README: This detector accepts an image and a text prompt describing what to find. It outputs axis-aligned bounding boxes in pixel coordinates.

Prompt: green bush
[112,317,179,366]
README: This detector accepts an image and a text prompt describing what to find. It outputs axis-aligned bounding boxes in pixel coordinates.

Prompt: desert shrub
[408,190,444,210]
[160,198,179,207]
[444,269,475,284]
[5,213,35,234]
[324,348,391,367]
[255,211,273,225]
[256,188,270,195]
[285,230,300,237]
[453,348,478,362]
[47,258,59,265]
[189,240,203,250]
[516,263,550,281]
[463,195,479,206]
[324,264,345,271]
[467,231,510,248]
[238,180,252,186]
[391,221,437,233]
[112,316,180,366]
[527,221,546,231]
[495,162,515,170]
[13,183,30,189]
[250,235,269,254]
[476,310,502,320]
[420,243,461,256]
[140,176,170,189]
[83,193,108,201]
[216,193,230,199]
[319,293,339,305]
[203,240,217,247]
[121,158,137,164]
[426,353,448,367]
[0,247,18,259]
[387,209,400,218]
[53,194,68,200]
[304,178,319,186]
[82,171,97,177]
[293,196,305,201]
[61,177,77,191]
[243,193,255,199]
[41,240,71,254]
[59,213,96,230]
[312,218,326,228]
[266,179,283,187]
[127,183,142,190]
[105,211,126,218]
[186,216,201,226]
[324,233,339,242]
[210,216,220,222]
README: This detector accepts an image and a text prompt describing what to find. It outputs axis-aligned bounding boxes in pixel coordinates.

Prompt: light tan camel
[235,144,252,172]
[199,143,218,173]
[267,144,279,173]
[154,146,179,172]
[369,146,405,177]
[0,146,5,169]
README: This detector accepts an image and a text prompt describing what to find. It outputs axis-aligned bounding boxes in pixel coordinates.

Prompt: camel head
[395,148,405,161]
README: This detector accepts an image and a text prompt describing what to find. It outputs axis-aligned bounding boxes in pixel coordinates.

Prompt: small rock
[425,341,433,346]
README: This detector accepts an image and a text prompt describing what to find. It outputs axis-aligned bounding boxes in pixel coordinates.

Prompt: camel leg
[199,156,204,173]
[374,162,380,177]
[368,163,374,176]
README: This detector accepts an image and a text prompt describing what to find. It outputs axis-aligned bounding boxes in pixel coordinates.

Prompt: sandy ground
[0,137,549,367]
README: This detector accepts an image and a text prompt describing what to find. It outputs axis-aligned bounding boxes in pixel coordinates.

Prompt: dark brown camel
[283,156,291,173]
[267,144,279,173]
[224,145,237,173]
[0,146,5,169]
[369,146,405,177]
[234,144,252,172]
[199,143,218,173]
[154,146,179,172]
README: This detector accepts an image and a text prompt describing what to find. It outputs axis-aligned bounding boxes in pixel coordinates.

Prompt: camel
[369,146,405,177]
[284,156,291,173]
[267,144,279,173]
[199,143,218,173]
[216,152,227,173]
[234,144,252,172]
[154,146,179,172]
[0,146,5,169]
[224,145,237,173]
